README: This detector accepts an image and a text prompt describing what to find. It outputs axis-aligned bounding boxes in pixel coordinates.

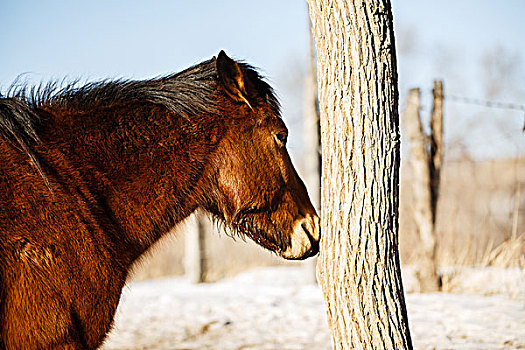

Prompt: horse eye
[274,132,288,146]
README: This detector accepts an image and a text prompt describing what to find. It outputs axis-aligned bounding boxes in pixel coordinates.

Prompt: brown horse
[0,51,319,349]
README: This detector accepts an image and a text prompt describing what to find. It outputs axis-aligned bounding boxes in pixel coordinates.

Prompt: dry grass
[400,157,524,269]
[481,233,524,267]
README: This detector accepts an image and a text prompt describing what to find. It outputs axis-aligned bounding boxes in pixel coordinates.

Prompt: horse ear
[216,50,253,110]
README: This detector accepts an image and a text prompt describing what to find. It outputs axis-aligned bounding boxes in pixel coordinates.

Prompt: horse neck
[42,103,222,259]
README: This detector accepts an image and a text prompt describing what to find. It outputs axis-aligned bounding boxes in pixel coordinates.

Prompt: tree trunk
[303,16,321,284]
[307,1,413,349]
[403,86,442,292]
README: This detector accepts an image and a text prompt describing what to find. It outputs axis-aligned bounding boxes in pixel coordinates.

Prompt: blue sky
[2,0,524,84]
[2,0,524,159]
[0,0,309,82]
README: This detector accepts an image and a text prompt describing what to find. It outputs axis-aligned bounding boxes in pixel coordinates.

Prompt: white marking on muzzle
[281,214,320,259]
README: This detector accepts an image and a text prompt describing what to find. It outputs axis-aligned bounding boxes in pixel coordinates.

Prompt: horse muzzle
[281,214,320,260]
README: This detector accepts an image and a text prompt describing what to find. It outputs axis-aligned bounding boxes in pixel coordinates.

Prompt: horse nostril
[301,215,320,243]
[300,216,320,258]
[301,221,309,235]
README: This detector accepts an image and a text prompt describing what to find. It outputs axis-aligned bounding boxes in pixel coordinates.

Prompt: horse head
[203,51,320,260]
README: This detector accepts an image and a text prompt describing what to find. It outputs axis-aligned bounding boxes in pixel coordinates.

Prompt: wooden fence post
[403,84,444,292]
[184,213,207,283]
[430,80,444,223]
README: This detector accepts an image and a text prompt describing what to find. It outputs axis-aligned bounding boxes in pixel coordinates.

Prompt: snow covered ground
[102,267,525,350]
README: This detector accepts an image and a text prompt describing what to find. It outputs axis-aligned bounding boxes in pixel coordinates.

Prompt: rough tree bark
[307,0,413,348]
[403,82,444,292]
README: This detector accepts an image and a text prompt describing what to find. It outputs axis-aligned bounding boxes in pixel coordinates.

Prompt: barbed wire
[446,94,525,112]
[444,94,525,131]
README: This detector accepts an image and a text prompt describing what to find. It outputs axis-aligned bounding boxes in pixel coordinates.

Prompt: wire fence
[446,94,525,131]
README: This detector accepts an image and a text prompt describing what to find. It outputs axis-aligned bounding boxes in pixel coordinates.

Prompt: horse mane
[5,59,219,118]
[0,56,280,186]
